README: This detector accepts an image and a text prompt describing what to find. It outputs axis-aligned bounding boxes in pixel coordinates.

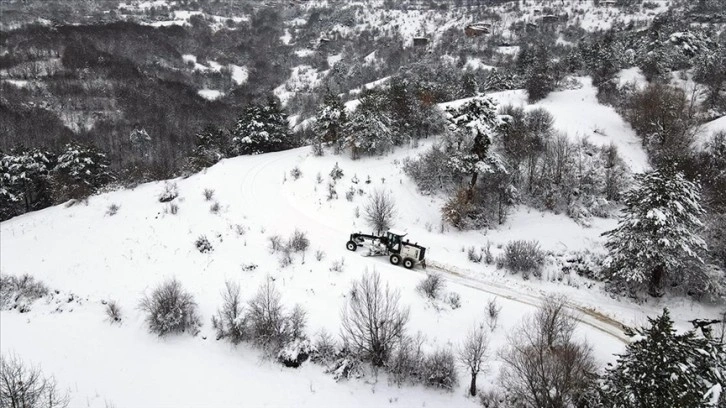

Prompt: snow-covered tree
[313,92,347,154]
[600,309,725,408]
[603,169,708,297]
[444,97,505,200]
[0,148,54,220]
[51,143,113,202]
[231,97,291,155]
[187,124,229,170]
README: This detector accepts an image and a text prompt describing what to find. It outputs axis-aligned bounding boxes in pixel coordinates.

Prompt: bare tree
[0,354,69,408]
[364,189,396,234]
[498,296,597,408]
[247,278,287,351]
[212,281,246,344]
[341,270,410,366]
[459,324,490,396]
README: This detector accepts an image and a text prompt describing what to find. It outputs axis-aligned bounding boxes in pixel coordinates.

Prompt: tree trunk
[649,265,665,297]
[467,172,478,202]
[469,372,477,396]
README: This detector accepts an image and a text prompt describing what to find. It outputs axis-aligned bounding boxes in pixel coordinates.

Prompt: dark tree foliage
[231,97,293,155]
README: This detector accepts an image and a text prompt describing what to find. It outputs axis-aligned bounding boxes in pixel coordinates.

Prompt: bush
[139,278,201,336]
[500,240,545,277]
[311,330,337,364]
[486,298,501,332]
[167,202,179,215]
[247,280,296,352]
[388,333,426,386]
[195,235,213,253]
[212,281,246,344]
[209,201,220,214]
[330,258,345,272]
[106,203,120,216]
[158,181,178,203]
[203,188,215,201]
[315,249,325,261]
[447,292,461,309]
[277,338,314,368]
[421,348,458,390]
[0,274,49,312]
[105,300,122,324]
[290,166,302,180]
[289,229,310,253]
[268,234,283,253]
[468,246,483,263]
[417,273,445,300]
[0,354,69,408]
[330,162,344,181]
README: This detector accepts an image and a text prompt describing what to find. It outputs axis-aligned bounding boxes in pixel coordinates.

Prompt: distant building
[413,37,429,46]
[465,22,491,37]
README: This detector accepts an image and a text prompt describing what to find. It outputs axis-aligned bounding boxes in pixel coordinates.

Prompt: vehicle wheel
[346,241,357,251]
[403,258,415,269]
[389,254,401,265]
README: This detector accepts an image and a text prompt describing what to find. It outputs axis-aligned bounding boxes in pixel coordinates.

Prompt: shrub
[105,300,122,324]
[246,280,289,351]
[341,270,410,366]
[290,166,302,180]
[0,354,69,408]
[417,273,445,300]
[311,330,337,364]
[330,258,345,272]
[212,281,247,344]
[167,202,179,215]
[486,298,501,332]
[0,274,49,312]
[195,235,213,253]
[209,201,220,214]
[421,348,458,390]
[500,240,545,277]
[158,181,178,202]
[289,230,310,253]
[203,188,215,201]
[389,333,426,386]
[277,338,314,368]
[106,203,120,216]
[468,246,483,263]
[315,249,325,261]
[330,162,344,181]
[139,278,201,336]
[268,234,284,253]
[447,292,461,309]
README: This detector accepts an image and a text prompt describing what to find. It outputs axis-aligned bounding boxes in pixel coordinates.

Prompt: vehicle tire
[403,258,415,269]
[346,241,357,251]
[389,254,401,265]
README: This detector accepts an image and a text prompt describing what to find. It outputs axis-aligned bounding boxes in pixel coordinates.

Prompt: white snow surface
[197,89,223,100]
[229,64,249,85]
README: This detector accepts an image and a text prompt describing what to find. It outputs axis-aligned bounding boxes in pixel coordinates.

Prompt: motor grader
[345,229,426,269]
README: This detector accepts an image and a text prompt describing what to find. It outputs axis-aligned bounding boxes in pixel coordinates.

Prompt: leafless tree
[247,279,288,351]
[459,324,490,396]
[498,296,597,408]
[212,281,246,344]
[0,354,69,408]
[341,270,410,367]
[364,189,396,234]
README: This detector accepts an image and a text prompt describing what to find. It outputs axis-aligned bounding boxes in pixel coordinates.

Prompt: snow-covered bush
[0,354,69,408]
[315,249,325,262]
[447,292,461,309]
[329,162,344,181]
[277,338,314,368]
[486,298,501,332]
[268,234,283,253]
[290,166,302,180]
[329,258,345,272]
[468,246,483,263]
[246,280,306,353]
[478,390,508,408]
[195,235,213,253]
[288,229,310,253]
[0,274,49,312]
[50,142,113,203]
[139,278,201,336]
[364,189,396,234]
[421,348,458,390]
[499,240,545,277]
[203,188,215,201]
[158,181,178,203]
[212,281,247,344]
[209,201,220,214]
[417,273,445,300]
[106,203,120,216]
[388,333,425,386]
[326,352,363,382]
[105,300,122,324]
[311,330,337,364]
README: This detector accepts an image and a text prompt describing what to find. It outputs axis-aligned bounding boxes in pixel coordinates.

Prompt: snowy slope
[2,138,721,406]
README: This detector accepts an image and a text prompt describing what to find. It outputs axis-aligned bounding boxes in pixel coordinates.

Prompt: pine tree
[343,109,393,159]
[600,309,725,408]
[313,92,347,154]
[52,142,113,201]
[602,169,707,297]
[0,148,54,220]
[444,97,505,201]
[188,124,229,170]
[231,97,291,155]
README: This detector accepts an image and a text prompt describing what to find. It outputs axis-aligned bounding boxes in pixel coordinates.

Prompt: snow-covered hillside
[1,85,721,405]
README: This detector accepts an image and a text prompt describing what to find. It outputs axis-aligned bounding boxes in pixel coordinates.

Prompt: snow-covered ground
[1,137,720,406]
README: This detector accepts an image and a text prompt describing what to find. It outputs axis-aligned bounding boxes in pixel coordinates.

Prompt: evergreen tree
[231,97,291,155]
[525,45,555,102]
[188,124,229,170]
[343,108,393,159]
[600,309,725,408]
[0,148,54,220]
[444,97,505,201]
[313,92,347,154]
[52,142,113,202]
[603,169,707,297]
